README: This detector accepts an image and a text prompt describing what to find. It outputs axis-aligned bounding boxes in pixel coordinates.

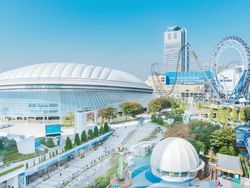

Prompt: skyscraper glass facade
[164,26,189,72]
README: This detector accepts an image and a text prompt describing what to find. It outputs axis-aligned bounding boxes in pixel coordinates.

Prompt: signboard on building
[45,124,61,137]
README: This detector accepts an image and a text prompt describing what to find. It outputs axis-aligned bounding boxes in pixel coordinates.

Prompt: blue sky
[0,0,249,79]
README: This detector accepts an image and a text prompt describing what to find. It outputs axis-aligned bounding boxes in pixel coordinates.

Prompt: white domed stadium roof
[150,137,202,173]
[0,63,150,90]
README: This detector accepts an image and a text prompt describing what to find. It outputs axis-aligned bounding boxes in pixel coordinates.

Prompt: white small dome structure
[150,137,204,183]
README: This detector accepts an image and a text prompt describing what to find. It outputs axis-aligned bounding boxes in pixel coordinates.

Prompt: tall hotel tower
[164,26,189,72]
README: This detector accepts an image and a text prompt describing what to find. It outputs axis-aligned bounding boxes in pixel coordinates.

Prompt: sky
[0,0,249,79]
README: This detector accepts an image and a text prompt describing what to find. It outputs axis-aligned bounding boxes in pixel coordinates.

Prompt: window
[168,33,171,39]
[174,32,177,39]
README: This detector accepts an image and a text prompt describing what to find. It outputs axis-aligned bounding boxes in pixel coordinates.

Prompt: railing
[0,164,24,177]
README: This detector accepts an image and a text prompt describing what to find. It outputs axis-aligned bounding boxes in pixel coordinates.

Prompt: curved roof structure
[150,137,202,173]
[0,63,150,90]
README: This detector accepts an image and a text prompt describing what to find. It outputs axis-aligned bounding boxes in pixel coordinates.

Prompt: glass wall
[0,88,152,117]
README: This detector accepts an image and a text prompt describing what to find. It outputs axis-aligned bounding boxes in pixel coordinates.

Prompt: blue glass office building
[0,63,152,118]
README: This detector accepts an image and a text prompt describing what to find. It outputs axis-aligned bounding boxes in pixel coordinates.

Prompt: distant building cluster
[148,26,214,100]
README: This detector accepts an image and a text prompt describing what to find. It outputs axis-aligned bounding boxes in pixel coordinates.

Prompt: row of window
[155,168,196,177]
[167,32,178,40]
[0,89,151,116]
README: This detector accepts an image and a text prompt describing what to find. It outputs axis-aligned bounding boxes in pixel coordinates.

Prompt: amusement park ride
[151,36,250,104]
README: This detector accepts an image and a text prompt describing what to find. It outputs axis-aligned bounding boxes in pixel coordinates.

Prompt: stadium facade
[0,63,152,119]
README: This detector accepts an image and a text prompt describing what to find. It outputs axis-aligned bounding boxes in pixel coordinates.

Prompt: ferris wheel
[210,36,250,101]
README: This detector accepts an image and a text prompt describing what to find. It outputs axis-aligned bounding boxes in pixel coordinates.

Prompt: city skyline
[0,0,249,79]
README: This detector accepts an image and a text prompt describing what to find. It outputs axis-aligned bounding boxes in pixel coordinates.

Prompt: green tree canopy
[120,101,144,118]
[208,108,214,121]
[104,122,110,133]
[220,108,228,126]
[93,126,99,137]
[157,116,164,125]
[210,126,237,154]
[188,121,220,154]
[216,110,220,123]
[151,114,157,123]
[231,107,238,122]
[98,107,116,122]
[74,133,81,146]
[88,129,93,139]
[99,125,104,135]
[239,107,246,122]
[244,107,250,122]
[219,145,237,156]
[81,130,87,143]
[65,137,73,151]
[46,138,55,148]
[148,97,172,113]
[0,139,4,150]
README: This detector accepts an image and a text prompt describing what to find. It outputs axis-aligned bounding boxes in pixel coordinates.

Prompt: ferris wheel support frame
[210,36,250,101]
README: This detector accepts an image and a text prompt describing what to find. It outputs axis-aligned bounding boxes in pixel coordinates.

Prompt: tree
[0,139,4,150]
[239,108,246,122]
[98,107,116,123]
[220,109,228,126]
[74,133,81,146]
[46,138,55,148]
[94,176,110,188]
[148,97,172,113]
[231,107,238,122]
[244,107,250,122]
[62,112,75,127]
[210,126,237,154]
[99,125,104,135]
[189,121,220,154]
[165,124,194,138]
[157,116,164,125]
[208,108,214,121]
[188,139,205,154]
[120,101,144,119]
[216,110,220,123]
[103,122,110,133]
[94,126,99,137]
[151,114,157,123]
[64,137,73,151]
[81,130,87,143]
[88,129,93,139]
[219,145,237,156]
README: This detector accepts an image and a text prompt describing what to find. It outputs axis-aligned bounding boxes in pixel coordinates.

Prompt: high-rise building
[164,26,189,72]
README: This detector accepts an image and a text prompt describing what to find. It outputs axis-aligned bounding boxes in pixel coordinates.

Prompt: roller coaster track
[151,45,222,103]
[151,44,187,97]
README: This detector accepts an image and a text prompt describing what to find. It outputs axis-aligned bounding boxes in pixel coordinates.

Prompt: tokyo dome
[0,63,152,119]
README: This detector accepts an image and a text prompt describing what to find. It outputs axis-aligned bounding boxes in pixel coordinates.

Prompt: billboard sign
[45,124,61,136]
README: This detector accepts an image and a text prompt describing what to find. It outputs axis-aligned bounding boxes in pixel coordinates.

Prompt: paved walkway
[29,124,137,188]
